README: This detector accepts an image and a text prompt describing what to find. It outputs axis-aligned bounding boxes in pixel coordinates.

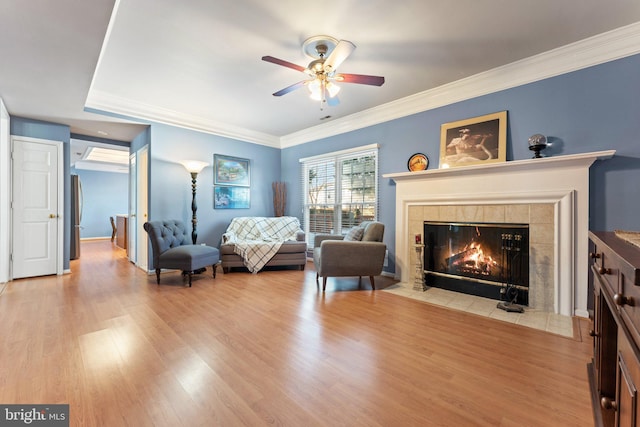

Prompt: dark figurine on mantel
[528,134,548,158]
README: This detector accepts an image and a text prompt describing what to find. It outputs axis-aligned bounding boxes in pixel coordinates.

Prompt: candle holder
[413,244,426,291]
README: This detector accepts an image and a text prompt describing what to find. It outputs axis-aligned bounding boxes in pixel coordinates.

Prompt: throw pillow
[344,226,364,241]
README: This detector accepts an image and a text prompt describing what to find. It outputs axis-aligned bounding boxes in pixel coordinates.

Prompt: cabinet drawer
[621,270,640,348]
[590,238,622,297]
[617,327,640,427]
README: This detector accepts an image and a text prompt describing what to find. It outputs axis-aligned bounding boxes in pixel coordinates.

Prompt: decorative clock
[407,153,429,171]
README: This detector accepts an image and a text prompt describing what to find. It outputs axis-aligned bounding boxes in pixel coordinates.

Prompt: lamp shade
[180,160,208,174]
[308,79,322,100]
[326,81,340,97]
[308,79,340,101]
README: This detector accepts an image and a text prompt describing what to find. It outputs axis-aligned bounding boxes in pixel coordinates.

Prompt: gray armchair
[143,220,220,287]
[313,221,386,291]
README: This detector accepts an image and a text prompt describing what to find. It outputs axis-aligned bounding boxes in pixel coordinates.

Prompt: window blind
[300,144,379,248]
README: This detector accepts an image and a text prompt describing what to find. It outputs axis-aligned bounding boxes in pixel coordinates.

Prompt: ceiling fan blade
[262,56,306,73]
[323,40,356,73]
[335,73,385,86]
[272,80,308,96]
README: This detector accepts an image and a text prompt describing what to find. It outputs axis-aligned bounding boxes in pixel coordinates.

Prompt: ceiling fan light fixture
[308,79,322,100]
[309,79,340,101]
[263,35,384,109]
[326,82,340,98]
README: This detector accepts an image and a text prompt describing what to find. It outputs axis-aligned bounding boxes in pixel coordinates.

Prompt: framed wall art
[439,111,507,169]
[214,154,250,186]
[214,186,250,209]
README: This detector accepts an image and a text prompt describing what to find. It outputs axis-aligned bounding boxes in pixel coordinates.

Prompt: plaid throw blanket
[222,217,302,273]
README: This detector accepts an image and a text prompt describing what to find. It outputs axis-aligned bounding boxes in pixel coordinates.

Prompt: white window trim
[300,144,379,248]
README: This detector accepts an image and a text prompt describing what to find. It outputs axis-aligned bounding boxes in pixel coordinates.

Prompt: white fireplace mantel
[384,150,616,182]
[383,150,615,317]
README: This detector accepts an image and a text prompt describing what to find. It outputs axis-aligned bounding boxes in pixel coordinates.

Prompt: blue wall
[282,54,640,274]
[70,168,129,238]
[148,123,282,247]
[8,53,640,277]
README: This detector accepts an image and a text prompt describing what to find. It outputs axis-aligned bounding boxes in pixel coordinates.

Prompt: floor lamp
[179,160,208,244]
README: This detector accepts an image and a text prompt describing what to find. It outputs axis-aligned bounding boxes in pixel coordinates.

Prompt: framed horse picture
[439,111,507,169]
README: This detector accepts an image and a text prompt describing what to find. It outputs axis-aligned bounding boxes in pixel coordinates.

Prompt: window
[300,144,379,248]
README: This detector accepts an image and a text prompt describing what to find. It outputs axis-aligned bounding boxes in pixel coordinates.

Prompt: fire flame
[450,242,498,275]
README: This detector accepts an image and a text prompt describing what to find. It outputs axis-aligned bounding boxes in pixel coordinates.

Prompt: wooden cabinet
[589,231,640,427]
[116,214,128,252]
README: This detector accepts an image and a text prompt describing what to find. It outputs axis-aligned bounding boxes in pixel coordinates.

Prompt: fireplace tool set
[497,232,525,313]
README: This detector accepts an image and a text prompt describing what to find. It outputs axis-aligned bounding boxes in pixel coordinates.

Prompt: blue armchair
[143,220,220,286]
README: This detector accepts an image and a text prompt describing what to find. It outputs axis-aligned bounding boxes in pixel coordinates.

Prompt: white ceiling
[2,0,640,146]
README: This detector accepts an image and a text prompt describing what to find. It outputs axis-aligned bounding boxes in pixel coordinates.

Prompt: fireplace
[383,150,615,317]
[424,221,529,305]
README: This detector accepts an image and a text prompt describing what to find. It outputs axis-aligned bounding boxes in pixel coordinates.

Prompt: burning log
[444,243,499,276]
[445,247,479,265]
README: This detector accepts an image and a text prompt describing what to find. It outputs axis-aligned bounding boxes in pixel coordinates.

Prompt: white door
[136,146,148,271]
[12,136,63,279]
[128,152,137,263]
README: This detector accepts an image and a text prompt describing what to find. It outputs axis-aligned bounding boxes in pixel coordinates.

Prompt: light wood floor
[0,240,594,426]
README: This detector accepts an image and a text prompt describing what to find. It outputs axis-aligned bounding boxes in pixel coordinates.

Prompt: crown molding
[280,21,640,148]
[85,90,281,148]
[87,22,640,149]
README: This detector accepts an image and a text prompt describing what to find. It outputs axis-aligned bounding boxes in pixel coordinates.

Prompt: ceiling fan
[262,35,385,109]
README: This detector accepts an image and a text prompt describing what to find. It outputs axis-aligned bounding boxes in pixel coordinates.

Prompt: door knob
[598,266,611,275]
[49,213,56,218]
[600,396,617,411]
[614,293,631,306]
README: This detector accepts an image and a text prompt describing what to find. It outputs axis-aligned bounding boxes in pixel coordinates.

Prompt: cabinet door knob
[590,252,601,259]
[613,293,629,306]
[588,329,598,337]
[598,266,611,275]
[600,396,617,411]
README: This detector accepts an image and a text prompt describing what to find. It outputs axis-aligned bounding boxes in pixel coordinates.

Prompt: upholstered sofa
[220,216,307,273]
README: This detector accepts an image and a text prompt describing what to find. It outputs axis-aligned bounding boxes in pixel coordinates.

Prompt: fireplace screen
[424,222,529,303]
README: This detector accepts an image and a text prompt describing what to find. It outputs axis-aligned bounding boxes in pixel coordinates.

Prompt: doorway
[70,138,130,250]
[134,146,149,272]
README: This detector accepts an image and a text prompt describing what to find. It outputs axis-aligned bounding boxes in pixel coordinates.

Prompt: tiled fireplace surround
[384,151,615,318]
[410,203,553,311]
